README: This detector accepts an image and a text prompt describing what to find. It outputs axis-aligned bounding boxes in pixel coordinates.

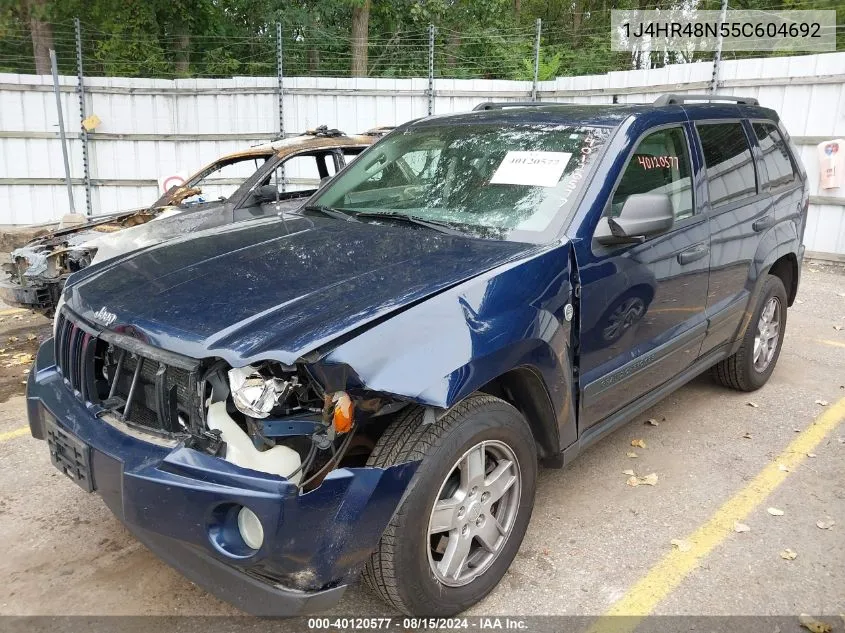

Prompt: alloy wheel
[427,440,521,587]
[753,296,781,372]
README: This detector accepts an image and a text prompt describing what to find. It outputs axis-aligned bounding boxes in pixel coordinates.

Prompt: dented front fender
[316,242,577,453]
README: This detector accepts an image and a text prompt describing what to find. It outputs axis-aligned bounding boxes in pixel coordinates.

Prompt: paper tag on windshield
[490,151,572,187]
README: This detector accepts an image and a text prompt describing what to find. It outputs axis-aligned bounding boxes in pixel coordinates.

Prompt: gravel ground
[0,262,842,628]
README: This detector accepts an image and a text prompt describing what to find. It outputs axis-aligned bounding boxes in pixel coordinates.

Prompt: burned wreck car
[2,127,383,312]
[27,98,806,616]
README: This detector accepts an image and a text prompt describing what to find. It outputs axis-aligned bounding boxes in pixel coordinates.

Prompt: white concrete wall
[1,52,843,256]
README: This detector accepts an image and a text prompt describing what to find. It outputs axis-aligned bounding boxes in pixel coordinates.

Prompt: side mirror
[595,193,674,245]
[256,184,279,203]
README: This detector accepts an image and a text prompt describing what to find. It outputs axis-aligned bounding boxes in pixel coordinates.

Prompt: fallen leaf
[778,464,790,472]
[734,522,751,533]
[747,401,759,408]
[631,439,647,449]
[645,418,659,426]
[815,399,829,406]
[7,336,18,343]
[625,472,658,487]
[26,334,36,341]
[622,469,636,476]
[670,538,691,552]
[796,299,805,304]
[793,427,802,433]
[807,453,817,458]
[798,615,832,633]
[780,548,797,560]
[743,432,753,439]
[626,451,638,458]
[835,325,845,331]
[8,353,33,365]
[768,507,785,516]
[816,519,835,530]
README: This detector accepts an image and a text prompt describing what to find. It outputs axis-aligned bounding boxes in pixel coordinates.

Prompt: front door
[579,123,711,429]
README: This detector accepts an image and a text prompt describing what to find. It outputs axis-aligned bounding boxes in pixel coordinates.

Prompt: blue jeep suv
[26,95,807,616]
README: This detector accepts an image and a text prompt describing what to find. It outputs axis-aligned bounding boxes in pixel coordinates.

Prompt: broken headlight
[227,365,293,419]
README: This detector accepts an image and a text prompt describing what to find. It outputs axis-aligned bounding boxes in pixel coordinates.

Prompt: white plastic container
[206,402,302,483]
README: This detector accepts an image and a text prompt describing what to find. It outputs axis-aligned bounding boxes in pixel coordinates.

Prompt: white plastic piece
[206,402,302,483]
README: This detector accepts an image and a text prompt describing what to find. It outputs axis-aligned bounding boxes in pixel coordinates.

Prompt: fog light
[237,507,264,550]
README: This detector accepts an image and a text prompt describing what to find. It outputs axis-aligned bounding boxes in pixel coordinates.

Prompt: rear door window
[696,122,757,208]
[752,122,797,190]
[610,126,694,221]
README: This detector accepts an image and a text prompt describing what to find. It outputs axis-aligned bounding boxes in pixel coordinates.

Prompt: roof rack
[473,101,552,111]
[653,94,759,106]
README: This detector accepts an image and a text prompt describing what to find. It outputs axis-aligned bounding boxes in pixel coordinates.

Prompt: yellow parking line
[0,426,29,442]
[591,397,845,631]
[815,339,845,349]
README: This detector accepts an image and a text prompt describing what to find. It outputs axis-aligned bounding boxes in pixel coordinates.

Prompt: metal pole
[532,18,541,101]
[49,49,75,214]
[74,18,92,217]
[427,24,435,115]
[709,0,728,94]
[276,22,286,192]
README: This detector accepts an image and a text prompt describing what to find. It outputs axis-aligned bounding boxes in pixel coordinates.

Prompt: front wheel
[363,394,537,615]
[711,274,788,391]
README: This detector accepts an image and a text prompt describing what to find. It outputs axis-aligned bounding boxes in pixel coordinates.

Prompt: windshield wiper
[300,204,359,222]
[353,211,465,236]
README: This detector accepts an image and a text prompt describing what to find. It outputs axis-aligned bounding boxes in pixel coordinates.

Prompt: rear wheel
[363,394,537,615]
[711,274,788,391]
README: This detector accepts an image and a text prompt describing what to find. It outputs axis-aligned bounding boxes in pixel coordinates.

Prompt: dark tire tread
[710,274,787,392]
[362,394,511,614]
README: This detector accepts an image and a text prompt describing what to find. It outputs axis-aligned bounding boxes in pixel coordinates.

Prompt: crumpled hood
[65,216,538,365]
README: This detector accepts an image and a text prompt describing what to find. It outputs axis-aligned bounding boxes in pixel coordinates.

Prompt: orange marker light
[332,392,354,434]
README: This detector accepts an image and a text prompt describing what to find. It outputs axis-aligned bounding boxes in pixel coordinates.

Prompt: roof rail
[653,94,759,106]
[473,101,552,111]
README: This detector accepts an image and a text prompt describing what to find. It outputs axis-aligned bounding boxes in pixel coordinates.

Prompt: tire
[362,394,537,616]
[711,274,788,391]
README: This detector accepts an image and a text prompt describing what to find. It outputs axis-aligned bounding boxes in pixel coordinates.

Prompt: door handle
[752,215,774,232]
[677,243,709,265]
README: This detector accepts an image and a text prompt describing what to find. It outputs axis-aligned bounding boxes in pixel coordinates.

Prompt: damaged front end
[27,307,419,613]
[189,359,408,493]
[2,210,163,312]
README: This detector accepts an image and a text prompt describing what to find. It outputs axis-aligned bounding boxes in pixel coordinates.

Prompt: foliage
[1,0,842,79]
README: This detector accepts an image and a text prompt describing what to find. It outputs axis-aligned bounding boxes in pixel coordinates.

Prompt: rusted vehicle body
[2,128,384,312]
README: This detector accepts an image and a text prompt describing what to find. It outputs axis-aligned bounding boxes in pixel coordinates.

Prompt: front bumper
[26,339,417,616]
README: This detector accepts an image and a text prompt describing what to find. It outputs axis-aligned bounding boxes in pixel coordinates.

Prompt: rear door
[579,122,711,429]
[750,120,806,248]
[694,120,774,355]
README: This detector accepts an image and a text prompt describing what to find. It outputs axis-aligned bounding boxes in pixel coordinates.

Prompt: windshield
[311,123,611,242]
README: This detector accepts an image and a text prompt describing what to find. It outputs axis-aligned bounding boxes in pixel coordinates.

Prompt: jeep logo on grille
[93,306,117,327]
